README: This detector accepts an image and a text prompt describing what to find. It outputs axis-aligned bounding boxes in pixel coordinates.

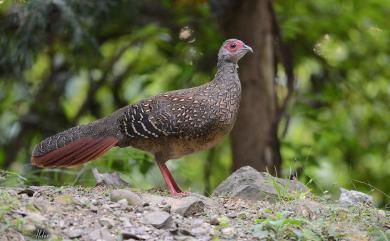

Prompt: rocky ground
[0,166,389,241]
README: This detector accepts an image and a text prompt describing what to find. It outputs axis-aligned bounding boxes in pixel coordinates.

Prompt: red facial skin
[223,40,244,53]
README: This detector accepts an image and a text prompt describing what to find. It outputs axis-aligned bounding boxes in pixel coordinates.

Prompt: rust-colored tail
[31,137,118,168]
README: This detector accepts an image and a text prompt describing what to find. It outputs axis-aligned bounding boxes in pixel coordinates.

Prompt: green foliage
[253,202,390,240]
[266,173,311,202]
[0,0,224,192]
[253,211,307,240]
[275,0,390,205]
[0,170,27,186]
[0,191,21,233]
[217,216,230,228]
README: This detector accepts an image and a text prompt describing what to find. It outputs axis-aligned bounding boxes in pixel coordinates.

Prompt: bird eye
[229,43,237,48]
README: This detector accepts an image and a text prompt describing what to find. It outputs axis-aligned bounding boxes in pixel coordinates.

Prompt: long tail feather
[31,137,118,167]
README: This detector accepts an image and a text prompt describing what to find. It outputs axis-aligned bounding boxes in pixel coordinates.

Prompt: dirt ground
[0,185,389,241]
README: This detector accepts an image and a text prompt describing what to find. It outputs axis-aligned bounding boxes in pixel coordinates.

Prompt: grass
[253,211,307,240]
[251,198,390,241]
[266,172,311,202]
[0,192,22,234]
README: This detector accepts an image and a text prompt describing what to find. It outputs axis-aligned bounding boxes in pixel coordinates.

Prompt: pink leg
[157,162,190,197]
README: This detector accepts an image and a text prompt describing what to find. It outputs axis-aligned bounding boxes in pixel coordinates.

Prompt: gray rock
[221,227,235,236]
[140,193,212,217]
[88,228,115,241]
[190,219,210,237]
[212,166,308,202]
[67,228,83,239]
[31,198,53,213]
[121,227,151,240]
[111,189,143,206]
[171,196,205,217]
[117,198,129,208]
[226,212,237,218]
[2,230,25,241]
[92,168,128,187]
[18,188,35,197]
[143,211,172,229]
[339,188,373,206]
[209,215,219,225]
[161,204,171,213]
[175,237,198,241]
[122,231,147,240]
[99,217,115,228]
[25,212,47,226]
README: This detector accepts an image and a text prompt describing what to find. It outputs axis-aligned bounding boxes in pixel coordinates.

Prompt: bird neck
[214,60,240,87]
[212,60,241,105]
[216,60,238,75]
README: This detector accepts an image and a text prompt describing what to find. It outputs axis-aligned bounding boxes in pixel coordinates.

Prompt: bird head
[218,39,253,64]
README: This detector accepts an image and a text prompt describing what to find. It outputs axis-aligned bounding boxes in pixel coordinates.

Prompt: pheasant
[31,39,252,196]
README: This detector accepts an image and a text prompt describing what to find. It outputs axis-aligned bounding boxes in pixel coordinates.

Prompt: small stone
[2,230,25,241]
[161,204,171,213]
[120,217,132,228]
[57,219,65,228]
[210,215,219,225]
[88,228,115,241]
[122,227,151,240]
[122,231,146,240]
[26,213,47,226]
[378,210,386,218]
[99,217,115,229]
[118,198,129,208]
[18,188,35,197]
[221,227,234,235]
[102,204,112,210]
[111,189,143,206]
[191,218,204,228]
[19,193,29,200]
[92,168,128,187]
[169,223,179,234]
[143,211,172,229]
[108,202,121,208]
[68,228,83,239]
[31,198,52,213]
[226,212,237,218]
[171,196,205,217]
[339,188,373,206]
[90,205,98,213]
[175,236,197,241]
[179,228,193,236]
[191,226,210,237]
[190,219,210,237]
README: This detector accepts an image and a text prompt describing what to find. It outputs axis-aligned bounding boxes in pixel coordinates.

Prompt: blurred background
[0,0,389,206]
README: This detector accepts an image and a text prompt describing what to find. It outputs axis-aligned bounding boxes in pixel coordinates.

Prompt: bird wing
[117,88,218,140]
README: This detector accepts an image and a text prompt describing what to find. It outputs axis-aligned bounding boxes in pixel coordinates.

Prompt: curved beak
[243,44,253,53]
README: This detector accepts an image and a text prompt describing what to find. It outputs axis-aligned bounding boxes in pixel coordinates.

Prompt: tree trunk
[211,0,282,174]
